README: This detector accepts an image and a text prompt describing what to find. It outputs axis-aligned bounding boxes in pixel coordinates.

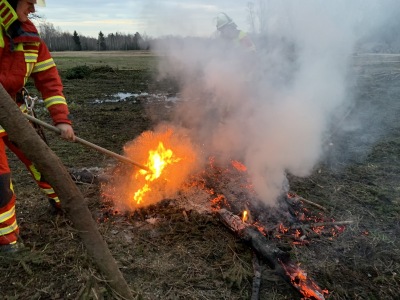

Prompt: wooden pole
[24,114,149,171]
[0,84,134,300]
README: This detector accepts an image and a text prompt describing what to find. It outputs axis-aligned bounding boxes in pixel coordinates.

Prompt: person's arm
[30,41,75,141]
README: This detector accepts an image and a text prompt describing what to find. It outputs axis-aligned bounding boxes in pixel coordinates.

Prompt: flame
[101,126,199,211]
[242,210,249,222]
[134,142,181,204]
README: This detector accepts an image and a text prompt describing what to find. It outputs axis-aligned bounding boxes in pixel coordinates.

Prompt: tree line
[36,21,150,52]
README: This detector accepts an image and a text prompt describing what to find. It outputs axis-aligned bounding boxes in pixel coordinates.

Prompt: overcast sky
[35,0,250,38]
[34,0,400,40]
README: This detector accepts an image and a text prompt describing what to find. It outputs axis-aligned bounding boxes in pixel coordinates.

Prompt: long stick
[25,114,149,172]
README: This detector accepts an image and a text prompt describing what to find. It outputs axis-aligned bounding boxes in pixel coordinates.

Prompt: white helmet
[28,0,46,7]
[216,12,236,31]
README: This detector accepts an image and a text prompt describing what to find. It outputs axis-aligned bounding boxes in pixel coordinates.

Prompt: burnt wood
[217,208,326,300]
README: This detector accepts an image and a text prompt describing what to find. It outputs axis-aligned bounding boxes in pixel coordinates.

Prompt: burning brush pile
[101,125,201,210]
[99,125,351,299]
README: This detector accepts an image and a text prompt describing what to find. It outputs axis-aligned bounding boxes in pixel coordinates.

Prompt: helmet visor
[27,0,46,7]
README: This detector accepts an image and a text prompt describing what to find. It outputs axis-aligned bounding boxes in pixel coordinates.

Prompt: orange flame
[134,142,181,204]
[242,210,249,222]
[101,126,199,211]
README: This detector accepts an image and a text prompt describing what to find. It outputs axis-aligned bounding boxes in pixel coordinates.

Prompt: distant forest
[36,21,151,52]
[34,15,400,54]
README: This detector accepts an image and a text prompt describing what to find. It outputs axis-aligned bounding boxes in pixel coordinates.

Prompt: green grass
[51,50,159,71]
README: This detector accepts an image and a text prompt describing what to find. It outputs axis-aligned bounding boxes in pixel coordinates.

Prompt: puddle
[91,92,180,104]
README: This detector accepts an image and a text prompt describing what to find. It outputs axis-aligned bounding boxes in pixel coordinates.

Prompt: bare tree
[258,0,268,34]
[247,2,257,34]
[37,21,58,50]
[247,0,268,34]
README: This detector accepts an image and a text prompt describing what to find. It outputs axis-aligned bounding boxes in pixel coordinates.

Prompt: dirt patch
[1,54,399,299]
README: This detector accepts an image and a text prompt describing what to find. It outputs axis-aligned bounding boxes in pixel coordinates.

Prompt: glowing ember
[278,223,289,234]
[211,194,228,211]
[134,142,181,204]
[231,160,247,172]
[280,261,329,300]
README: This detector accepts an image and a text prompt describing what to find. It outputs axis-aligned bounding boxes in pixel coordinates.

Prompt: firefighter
[213,12,258,122]
[0,0,75,252]
[216,12,256,53]
[215,12,257,80]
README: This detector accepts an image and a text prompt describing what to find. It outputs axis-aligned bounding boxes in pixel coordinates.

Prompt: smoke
[151,1,398,205]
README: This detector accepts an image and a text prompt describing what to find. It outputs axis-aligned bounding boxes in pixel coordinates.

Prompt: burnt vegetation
[0,52,399,299]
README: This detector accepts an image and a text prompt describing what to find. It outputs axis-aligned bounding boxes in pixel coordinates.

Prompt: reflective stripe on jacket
[234,31,256,52]
[0,0,71,136]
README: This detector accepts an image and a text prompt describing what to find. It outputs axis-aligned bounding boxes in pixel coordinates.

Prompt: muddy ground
[0,52,399,299]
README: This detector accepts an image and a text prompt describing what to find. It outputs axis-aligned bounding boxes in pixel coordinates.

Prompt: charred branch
[290,220,354,230]
[288,192,327,211]
[217,208,327,300]
[251,253,262,300]
[217,209,289,270]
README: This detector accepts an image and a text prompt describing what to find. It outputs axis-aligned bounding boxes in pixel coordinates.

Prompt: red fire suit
[0,0,72,245]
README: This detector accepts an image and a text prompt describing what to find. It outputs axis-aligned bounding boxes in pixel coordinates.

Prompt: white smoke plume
[150,0,398,205]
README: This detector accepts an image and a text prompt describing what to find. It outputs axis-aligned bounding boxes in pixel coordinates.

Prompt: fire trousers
[0,135,60,245]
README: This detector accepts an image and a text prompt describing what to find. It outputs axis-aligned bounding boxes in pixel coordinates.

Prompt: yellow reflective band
[0,0,18,31]
[25,62,35,79]
[0,206,15,223]
[234,31,256,52]
[0,27,3,48]
[32,58,56,73]
[28,164,41,181]
[25,42,40,48]
[0,220,18,236]
[51,197,60,203]
[13,43,23,51]
[44,96,67,108]
[24,53,38,63]
[42,188,56,195]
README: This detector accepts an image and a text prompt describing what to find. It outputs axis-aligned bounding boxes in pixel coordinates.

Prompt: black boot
[48,198,63,215]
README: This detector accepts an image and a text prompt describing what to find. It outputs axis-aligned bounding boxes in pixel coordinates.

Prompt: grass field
[51,50,159,70]
[0,50,399,300]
